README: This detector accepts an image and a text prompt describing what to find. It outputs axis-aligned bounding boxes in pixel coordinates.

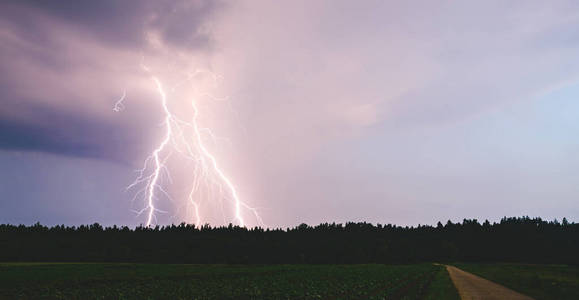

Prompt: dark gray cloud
[1,0,219,50]
[0,100,147,163]
[0,0,220,162]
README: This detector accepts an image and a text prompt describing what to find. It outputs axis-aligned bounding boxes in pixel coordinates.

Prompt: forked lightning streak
[124,64,264,228]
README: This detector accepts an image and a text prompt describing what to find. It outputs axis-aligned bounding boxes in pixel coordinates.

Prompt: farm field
[455,263,579,300]
[0,263,457,300]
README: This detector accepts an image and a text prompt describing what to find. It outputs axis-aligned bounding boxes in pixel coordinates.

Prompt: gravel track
[446,265,534,300]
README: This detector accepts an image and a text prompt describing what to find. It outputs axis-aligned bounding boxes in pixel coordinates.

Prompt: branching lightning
[123,62,264,228]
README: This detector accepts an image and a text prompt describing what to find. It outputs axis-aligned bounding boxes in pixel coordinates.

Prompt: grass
[455,263,579,300]
[0,263,458,300]
[422,266,460,300]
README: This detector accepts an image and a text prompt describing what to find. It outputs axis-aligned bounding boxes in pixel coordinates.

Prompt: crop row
[3,264,440,300]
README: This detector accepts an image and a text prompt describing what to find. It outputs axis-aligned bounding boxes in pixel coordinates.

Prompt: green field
[455,263,579,300]
[0,263,458,300]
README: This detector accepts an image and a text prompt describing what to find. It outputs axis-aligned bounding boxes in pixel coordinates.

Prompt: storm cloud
[1,0,579,226]
[0,0,219,161]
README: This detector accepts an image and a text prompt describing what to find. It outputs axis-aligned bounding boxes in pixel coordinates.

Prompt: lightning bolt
[113,90,126,112]
[125,61,264,228]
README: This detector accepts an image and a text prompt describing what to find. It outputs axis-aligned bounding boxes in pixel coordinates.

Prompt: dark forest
[1,216,577,264]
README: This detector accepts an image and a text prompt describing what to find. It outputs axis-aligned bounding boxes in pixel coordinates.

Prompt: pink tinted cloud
[2,0,579,226]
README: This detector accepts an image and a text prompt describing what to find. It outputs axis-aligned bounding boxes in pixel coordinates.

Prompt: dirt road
[446,265,534,300]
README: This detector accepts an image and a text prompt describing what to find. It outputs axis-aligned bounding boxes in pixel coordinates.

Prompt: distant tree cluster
[0,217,577,264]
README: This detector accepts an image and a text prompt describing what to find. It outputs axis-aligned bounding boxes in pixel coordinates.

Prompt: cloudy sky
[1,0,578,227]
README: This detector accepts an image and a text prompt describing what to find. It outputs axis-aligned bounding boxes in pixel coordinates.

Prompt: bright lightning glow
[125,62,264,228]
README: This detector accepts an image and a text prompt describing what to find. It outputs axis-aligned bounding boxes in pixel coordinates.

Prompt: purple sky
[1,0,579,227]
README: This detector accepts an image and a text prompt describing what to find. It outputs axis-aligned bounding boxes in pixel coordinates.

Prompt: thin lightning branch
[190,100,244,226]
[143,78,172,226]
[113,90,126,112]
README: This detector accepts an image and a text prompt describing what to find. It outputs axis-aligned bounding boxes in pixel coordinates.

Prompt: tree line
[0,216,577,264]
